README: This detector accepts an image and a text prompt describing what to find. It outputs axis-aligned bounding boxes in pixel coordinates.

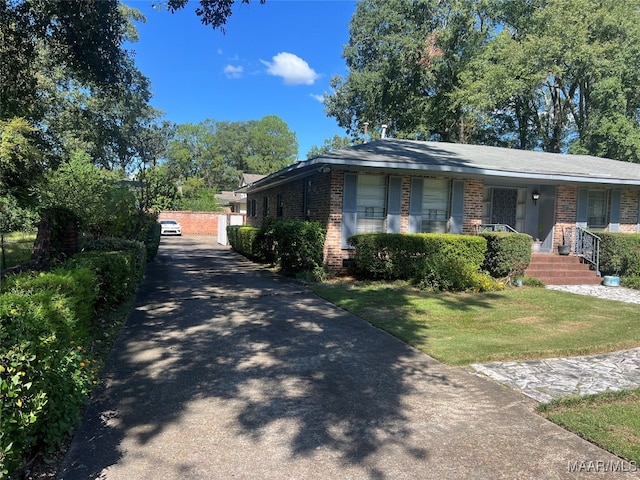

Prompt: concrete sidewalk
[57,236,637,479]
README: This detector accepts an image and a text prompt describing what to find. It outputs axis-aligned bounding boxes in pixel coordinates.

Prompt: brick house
[243,139,640,273]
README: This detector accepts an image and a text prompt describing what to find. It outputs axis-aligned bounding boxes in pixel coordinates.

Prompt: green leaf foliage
[229,220,326,275]
[228,226,262,260]
[347,233,489,291]
[480,232,532,279]
[0,267,99,474]
[0,241,147,476]
[167,116,298,192]
[598,233,640,277]
[329,0,640,161]
[271,221,325,275]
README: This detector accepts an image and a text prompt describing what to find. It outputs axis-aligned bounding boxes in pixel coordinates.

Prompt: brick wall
[462,179,484,234]
[554,185,578,246]
[158,211,222,235]
[620,189,640,233]
[248,170,490,272]
[246,170,640,273]
[325,171,347,271]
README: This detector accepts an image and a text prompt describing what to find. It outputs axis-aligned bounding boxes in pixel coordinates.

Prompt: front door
[491,188,518,229]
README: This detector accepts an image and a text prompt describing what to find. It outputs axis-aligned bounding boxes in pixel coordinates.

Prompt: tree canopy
[0,0,133,122]
[325,0,640,161]
[165,0,266,31]
[166,116,298,192]
[307,135,354,159]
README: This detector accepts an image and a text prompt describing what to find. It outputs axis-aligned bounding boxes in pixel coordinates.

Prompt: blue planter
[603,276,620,287]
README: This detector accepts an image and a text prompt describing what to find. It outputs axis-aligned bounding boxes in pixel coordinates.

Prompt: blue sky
[126,0,358,160]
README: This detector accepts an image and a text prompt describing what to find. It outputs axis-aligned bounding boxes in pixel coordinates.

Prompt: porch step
[524,253,602,285]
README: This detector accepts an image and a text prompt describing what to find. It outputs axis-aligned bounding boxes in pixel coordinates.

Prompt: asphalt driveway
[57,236,636,479]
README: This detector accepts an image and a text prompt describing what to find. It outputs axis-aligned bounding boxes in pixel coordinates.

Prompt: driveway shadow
[57,236,458,480]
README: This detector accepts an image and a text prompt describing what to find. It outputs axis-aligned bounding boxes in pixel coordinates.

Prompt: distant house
[216,173,267,214]
[243,139,640,272]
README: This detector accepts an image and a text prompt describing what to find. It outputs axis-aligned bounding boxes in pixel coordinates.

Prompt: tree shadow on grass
[57,237,460,480]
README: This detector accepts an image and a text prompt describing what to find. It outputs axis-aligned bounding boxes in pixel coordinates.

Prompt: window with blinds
[588,190,609,229]
[421,178,450,233]
[356,175,387,234]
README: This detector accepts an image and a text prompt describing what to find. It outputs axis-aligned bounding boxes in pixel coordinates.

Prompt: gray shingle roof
[241,173,267,186]
[317,139,640,185]
[246,139,640,193]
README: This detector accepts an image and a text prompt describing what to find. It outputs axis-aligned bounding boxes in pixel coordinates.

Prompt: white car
[160,219,182,236]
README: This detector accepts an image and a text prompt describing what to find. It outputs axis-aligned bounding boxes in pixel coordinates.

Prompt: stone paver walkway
[547,284,640,304]
[472,284,640,403]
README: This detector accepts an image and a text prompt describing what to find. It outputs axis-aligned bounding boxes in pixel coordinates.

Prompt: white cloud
[310,93,325,102]
[261,52,319,85]
[223,64,244,79]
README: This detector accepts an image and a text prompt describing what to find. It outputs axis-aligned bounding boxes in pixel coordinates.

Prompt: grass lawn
[539,389,640,464]
[311,281,640,366]
[312,280,640,464]
[1,231,36,269]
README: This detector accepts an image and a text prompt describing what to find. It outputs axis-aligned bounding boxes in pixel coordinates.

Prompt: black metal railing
[575,227,601,276]
[477,224,518,233]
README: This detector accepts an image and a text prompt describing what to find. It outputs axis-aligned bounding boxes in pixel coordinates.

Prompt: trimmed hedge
[598,232,640,277]
[272,221,325,274]
[348,233,487,280]
[66,251,143,309]
[228,221,326,275]
[145,221,161,261]
[0,243,147,477]
[0,267,99,476]
[78,236,147,269]
[480,232,532,279]
[228,226,262,260]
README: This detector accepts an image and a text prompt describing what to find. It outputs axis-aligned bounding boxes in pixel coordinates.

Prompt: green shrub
[144,220,161,261]
[78,235,147,278]
[228,220,326,276]
[227,225,240,248]
[348,233,487,281]
[0,243,147,476]
[481,232,532,279]
[0,276,98,475]
[599,233,640,276]
[254,217,278,264]
[622,275,640,290]
[414,256,503,292]
[66,251,141,309]
[272,221,325,274]
[232,226,261,260]
[522,276,546,287]
[1,267,97,337]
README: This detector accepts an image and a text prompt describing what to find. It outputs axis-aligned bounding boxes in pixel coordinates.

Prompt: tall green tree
[38,151,132,236]
[0,0,131,122]
[245,115,298,173]
[166,116,297,191]
[0,118,50,208]
[307,135,354,159]
[324,0,490,142]
[457,0,640,157]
